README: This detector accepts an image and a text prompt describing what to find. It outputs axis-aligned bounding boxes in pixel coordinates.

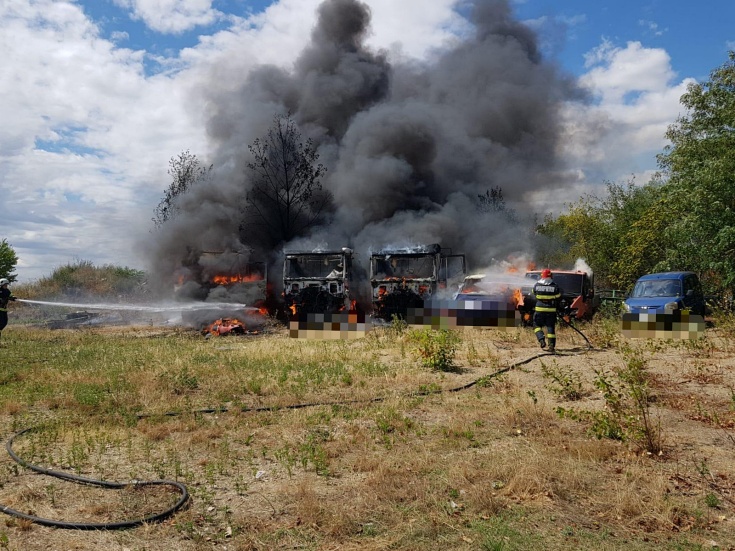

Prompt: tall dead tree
[240,114,332,249]
[153,150,212,228]
[478,186,517,222]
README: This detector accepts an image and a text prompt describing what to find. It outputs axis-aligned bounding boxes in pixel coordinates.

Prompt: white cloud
[362,0,468,59]
[581,40,677,102]
[180,0,464,70]
[638,19,666,37]
[112,0,222,34]
[560,40,693,190]
[110,30,130,42]
[0,0,208,281]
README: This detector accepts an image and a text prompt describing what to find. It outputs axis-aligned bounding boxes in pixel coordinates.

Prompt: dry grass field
[0,313,734,550]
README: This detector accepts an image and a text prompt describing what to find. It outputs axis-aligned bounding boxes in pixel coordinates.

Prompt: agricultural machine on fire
[519,269,598,324]
[370,244,466,320]
[283,248,355,316]
[173,251,268,303]
[174,250,269,331]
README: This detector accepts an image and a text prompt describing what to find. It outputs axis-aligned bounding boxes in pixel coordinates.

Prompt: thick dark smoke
[143,0,580,305]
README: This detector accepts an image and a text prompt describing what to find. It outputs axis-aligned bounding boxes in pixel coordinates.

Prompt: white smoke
[574,257,593,275]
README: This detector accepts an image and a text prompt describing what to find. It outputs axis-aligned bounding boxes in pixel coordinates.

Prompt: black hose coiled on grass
[0,427,189,530]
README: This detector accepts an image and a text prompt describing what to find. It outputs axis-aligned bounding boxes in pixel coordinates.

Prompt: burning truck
[283,248,354,316]
[519,269,599,324]
[370,244,466,320]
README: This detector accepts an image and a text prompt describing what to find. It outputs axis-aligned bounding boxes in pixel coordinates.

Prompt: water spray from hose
[17,299,261,313]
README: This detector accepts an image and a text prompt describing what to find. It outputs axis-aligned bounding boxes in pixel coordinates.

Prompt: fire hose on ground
[558,309,593,349]
[0,427,189,530]
[0,319,593,530]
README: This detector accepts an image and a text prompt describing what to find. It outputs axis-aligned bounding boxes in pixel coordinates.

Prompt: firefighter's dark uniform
[532,277,561,352]
[0,285,16,340]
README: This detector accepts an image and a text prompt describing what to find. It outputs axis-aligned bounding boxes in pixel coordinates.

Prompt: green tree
[153,150,212,228]
[536,181,666,290]
[240,114,333,249]
[0,239,18,282]
[657,51,735,293]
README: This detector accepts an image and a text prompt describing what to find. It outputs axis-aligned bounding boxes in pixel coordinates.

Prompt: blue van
[623,271,705,316]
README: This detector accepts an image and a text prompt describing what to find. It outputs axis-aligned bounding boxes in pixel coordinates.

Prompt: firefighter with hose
[532,269,561,353]
[0,278,17,343]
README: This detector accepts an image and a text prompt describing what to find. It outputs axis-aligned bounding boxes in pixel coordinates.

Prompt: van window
[632,279,681,298]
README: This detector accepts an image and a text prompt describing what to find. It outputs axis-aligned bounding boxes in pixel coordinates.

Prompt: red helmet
[541,269,552,279]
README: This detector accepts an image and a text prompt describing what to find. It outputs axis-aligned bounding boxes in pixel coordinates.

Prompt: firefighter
[0,278,17,342]
[532,269,561,353]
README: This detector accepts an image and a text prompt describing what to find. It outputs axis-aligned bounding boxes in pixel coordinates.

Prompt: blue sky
[514,1,732,81]
[1,0,733,282]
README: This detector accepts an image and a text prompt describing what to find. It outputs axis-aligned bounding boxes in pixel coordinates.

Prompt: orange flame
[202,318,248,336]
[503,256,536,274]
[211,273,264,285]
[289,304,297,316]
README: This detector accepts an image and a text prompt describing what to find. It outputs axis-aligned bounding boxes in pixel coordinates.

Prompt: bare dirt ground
[1,319,734,550]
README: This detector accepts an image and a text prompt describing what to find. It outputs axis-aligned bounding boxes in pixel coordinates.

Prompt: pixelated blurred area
[289,311,371,339]
[621,312,705,339]
[408,299,521,331]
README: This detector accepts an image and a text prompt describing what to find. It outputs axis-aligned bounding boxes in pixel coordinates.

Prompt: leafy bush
[556,345,663,453]
[541,361,584,401]
[16,260,146,299]
[407,328,461,372]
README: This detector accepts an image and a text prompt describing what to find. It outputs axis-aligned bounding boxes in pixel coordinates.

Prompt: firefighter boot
[534,327,546,349]
[548,338,556,354]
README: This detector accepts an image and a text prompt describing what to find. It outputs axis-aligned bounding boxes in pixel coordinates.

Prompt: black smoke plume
[144,0,579,305]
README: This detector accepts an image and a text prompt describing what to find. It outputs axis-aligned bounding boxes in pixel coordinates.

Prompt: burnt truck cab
[283,248,354,316]
[370,244,466,320]
[520,270,598,323]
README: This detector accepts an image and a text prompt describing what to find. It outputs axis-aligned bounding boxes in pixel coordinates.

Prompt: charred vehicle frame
[370,244,466,320]
[283,248,354,316]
